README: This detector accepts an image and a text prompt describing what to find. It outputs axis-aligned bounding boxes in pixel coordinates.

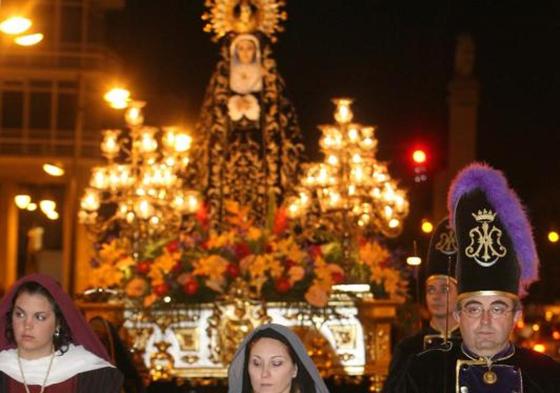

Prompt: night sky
[106,1,560,301]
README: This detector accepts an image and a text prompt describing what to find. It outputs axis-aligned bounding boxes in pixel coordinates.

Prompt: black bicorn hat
[448,163,539,300]
[424,218,458,283]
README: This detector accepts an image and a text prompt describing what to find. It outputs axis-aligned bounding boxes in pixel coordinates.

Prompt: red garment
[8,374,76,392]
[0,273,110,362]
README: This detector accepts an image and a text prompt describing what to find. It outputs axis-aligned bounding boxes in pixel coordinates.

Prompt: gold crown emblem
[471,208,497,222]
[203,0,287,42]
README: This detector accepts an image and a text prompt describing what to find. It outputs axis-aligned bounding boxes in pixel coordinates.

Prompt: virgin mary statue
[194,0,304,229]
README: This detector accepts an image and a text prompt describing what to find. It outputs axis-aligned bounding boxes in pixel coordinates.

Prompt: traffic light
[410,147,429,183]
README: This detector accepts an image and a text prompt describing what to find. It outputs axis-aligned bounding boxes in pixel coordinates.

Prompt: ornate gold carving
[173,327,199,352]
[150,341,175,381]
[207,282,271,364]
[203,0,287,42]
[330,324,357,350]
[181,354,200,364]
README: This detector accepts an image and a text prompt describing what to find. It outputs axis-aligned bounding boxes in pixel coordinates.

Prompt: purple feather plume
[447,162,539,297]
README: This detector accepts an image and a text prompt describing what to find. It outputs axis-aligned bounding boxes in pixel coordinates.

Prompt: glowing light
[26,202,37,211]
[104,88,130,109]
[532,324,540,332]
[388,218,400,228]
[406,256,421,266]
[412,149,427,164]
[14,33,44,46]
[421,220,434,234]
[533,343,546,353]
[0,16,32,35]
[39,200,56,214]
[14,194,31,209]
[553,331,560,340]
[43,163,64,177]
[46,210,59,220]
[548,231,559,243]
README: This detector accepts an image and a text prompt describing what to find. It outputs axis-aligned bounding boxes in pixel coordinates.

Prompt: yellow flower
[153,252,177,274]
[275,238,306,263]
[148,264,165,287]
[206,231,236,248]
[247,227,263,241]
[359,241,390,277]
[98,240,124,264]
[116,256,135,272]
[192,255,229,282]
[91,263,123,288]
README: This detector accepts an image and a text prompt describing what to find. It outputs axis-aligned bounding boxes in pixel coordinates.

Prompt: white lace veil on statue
[227,323,330,393]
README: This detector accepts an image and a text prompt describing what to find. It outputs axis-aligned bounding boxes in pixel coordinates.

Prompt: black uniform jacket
[383,324,461,393]
[398,342,560,393]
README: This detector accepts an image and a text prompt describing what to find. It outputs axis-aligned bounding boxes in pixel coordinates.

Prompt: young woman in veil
[0,273,123,392]
[228,323,330,393]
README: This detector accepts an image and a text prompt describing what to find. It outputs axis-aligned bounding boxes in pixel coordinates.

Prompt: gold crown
[202,0,287,42]
[471,208,497,222]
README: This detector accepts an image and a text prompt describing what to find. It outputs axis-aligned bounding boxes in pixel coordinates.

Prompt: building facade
[0,0,124,293]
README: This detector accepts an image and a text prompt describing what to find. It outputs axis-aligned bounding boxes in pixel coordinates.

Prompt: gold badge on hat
[466,209,507,267]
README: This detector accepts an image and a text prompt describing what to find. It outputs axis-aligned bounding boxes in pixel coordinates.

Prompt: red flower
[234,243,251,260]
[153,283,169,297]
[274,277,292,294]
[196,202,209,230]
[227,263,240,278]
[165,239,180,253]
[273,207,288,235]
[171,261,182,273]
[183,279,199,296]
[309,245,322,260]
[331,271,345,285]
[284,259,296,269]
[136,260,152,275]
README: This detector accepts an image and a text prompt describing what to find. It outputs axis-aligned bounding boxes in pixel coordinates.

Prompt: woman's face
[12,292,57,359]
[248,337,297,393]
[236,39,257,64]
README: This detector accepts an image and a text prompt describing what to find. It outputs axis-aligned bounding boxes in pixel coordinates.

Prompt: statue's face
[236,39,257,64]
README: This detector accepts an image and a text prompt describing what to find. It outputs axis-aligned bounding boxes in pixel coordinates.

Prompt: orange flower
[305,284,329,307]
[125,277,149,298]
[288,266,305,285]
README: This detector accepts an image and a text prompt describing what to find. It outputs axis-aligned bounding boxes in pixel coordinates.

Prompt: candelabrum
[78,101,200,258]
[286,98,409,272]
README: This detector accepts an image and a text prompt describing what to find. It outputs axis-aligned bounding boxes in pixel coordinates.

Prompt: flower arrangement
[89,201,408,308]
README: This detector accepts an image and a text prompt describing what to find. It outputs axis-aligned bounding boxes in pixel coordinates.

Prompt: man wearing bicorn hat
[383,218,461,392]
[398,163,560,392]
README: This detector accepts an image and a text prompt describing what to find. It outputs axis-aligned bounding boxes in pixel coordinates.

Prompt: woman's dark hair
[5,281,72,354]
[242,328,316,393]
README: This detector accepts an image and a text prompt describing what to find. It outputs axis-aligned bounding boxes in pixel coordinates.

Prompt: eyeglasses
[460,304,515,319]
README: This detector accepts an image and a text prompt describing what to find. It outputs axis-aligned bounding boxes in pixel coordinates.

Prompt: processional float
[78,1,410,390]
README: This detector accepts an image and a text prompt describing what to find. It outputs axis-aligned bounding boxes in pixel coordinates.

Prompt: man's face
[455,295,521,357]
[425,277,457,318]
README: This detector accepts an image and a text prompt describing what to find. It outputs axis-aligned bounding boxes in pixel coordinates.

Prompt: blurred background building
[0,0,124,293]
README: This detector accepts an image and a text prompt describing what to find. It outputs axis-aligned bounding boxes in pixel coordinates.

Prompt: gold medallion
[483,370,497,384]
